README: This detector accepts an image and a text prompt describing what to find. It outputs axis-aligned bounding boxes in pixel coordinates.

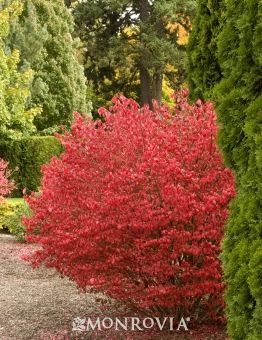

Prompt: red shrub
[0,159,14,200]
[24,90,235,322]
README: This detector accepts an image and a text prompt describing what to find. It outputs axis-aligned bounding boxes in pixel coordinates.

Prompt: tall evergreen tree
[214,1,262,338]
[8,0,90,133]
[187,1,262,338]
[187,0,223,101]
[0,0,40,140]
[70,0,196,110]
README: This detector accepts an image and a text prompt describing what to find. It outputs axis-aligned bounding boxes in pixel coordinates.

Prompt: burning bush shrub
[24,90,235,322]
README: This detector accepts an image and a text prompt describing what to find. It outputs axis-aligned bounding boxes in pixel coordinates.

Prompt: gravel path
[0,235,108,340]
[0,235,228,340]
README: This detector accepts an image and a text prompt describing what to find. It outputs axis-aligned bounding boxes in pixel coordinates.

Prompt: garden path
[0,235,227,340]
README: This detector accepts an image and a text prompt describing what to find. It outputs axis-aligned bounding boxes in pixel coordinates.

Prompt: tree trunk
[140,65,152,108]
[138,0,152,108]
[152,71,163,104]
[151,15,164,105]
[138,0,164,108]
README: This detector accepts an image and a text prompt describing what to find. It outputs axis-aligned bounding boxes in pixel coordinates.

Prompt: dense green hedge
[187,0,223,101]
[0,136,63,197]
[187,0,261,338]
[214,1,262,338]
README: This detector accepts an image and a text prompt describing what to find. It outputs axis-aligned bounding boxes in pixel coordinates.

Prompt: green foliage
[0,198,23,230]
[72,0,196,110]
[0,136,63,197]
[8,0,91,133]
[0,0,40,140]
[213,0,261,173]
[215,1,262,339]
[0,198,29,240]
[222,164,262,339]
[187,0,262,338]
[187,0,224,101]
[0,200,12,230]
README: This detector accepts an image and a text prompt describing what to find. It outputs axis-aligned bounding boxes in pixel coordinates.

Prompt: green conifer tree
[187,0,223,101]
[71,0,196,110]
[187,1,262,338]
[214,1,262,338]
[9,0,90,133]
[0,0,40,140]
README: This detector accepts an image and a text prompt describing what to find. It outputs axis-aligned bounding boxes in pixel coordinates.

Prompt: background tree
[8,0,90,133]
[187,0,262,338]
[187,0,223,101]
[70,0,196,110]
[0,0,40,140]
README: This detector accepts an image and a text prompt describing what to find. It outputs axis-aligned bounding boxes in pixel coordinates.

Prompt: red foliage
[0,159,14,200]
[24,90,235,322]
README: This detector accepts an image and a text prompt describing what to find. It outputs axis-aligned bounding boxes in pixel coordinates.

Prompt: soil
[0,234,228,340]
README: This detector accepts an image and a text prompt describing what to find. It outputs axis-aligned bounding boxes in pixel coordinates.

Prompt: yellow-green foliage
[0,200,11,229]
[0,198,20,229]
[8,0,90,133]
[0,1,41,140]
[0,198,29,240]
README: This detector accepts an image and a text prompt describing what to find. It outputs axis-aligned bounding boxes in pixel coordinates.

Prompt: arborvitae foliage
[213,0,261,172]
[24,90,235,322]
[0,0,40,139]
[8,0,90,133]
[213,0,262,338]
[187,0,223,101]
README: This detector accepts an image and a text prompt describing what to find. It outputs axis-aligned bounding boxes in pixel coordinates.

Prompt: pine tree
[187,0,223,101]
[0,0,40,140]
[71,0,196,110]
[8,0,90,133]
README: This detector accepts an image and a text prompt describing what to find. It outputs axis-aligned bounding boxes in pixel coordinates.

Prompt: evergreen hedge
[0,136,63,197]
[187,0,223,101]
[187,0,262,338]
